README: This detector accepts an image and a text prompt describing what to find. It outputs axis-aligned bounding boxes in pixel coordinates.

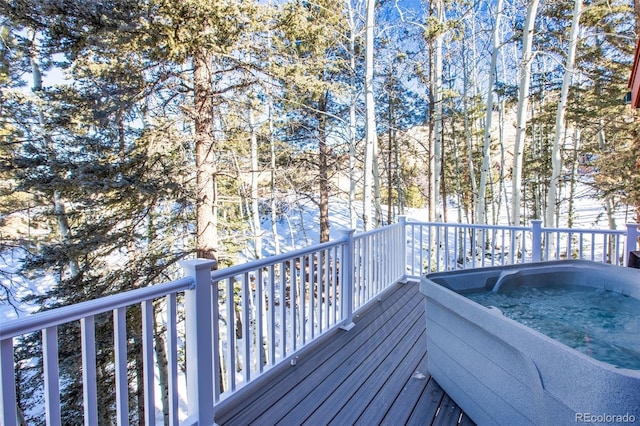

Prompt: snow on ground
[2,183,635,322]
[0,248,57,321]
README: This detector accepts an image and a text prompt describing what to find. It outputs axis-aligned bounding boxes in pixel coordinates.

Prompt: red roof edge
[629,37,640,108]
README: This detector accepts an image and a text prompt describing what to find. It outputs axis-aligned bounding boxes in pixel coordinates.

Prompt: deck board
[405,376,446,425]
[303,299,423,424]
[214,282,475,426]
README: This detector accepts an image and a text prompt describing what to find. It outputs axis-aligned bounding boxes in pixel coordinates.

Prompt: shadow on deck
[214,281,476,426]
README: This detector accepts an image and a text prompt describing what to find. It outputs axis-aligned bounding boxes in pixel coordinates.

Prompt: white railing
[0,276,197,426]
[1,220,638,425]
[404,219,637,279]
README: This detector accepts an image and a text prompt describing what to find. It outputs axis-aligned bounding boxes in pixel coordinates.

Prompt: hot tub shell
[420,260,640,426]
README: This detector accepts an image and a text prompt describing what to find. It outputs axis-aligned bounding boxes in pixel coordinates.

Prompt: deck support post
[625,223,639,266]
[531,220,543,262]
[339,229,356,330]
[182,259,218,426]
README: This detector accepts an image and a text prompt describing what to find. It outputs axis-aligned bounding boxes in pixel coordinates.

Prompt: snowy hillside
[1,183,635,323]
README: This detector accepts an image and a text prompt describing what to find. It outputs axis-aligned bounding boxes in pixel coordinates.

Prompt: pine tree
[271,0,349,243]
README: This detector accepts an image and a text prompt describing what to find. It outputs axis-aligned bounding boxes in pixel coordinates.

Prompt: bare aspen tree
[546,0,582,227]
[477,0,504,225]
[363,0,377,230]
[512,0,540,227]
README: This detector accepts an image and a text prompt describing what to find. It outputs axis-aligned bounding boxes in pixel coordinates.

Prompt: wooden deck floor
[214,281,476,426]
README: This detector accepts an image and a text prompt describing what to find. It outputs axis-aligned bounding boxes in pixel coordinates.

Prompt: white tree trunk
[546,0,582,227]
[431,0,444,223]
[266,28,280,255]
[249,107,262,259]
[363,0,377,231]
[477,0,503,225]
[512,0,540,226]
[461,25,477,223]
[347,0,358,229]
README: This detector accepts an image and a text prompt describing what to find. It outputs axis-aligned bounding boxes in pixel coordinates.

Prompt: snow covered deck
[214,281,475,426]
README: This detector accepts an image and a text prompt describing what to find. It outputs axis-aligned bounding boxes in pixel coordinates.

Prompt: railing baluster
[500,229,506,265]
[142,299,155,425]
[491,229,497,266]
[226,278,236,391]
[290,260,298,352]
[452,226,458,270]
[166,294,179,426]
[353,240,360,308]
[371,235,376,297]
[42,326,61,425]
[371,234,377,295]
[415,225,420,273]
[298,259,306,345]
[480,228,486,267]
[365,236,371,300]
[316,253,323,335]
[444,226,450,270]
[242,272,251,384]
[269,265,276,362]
[333,248,339,325]
[309,252,315,340]
[81,316,98,426]
[324,249,330,330]
[381,232,386,284]
[113,307,128,426]
[463,227,468,269]
[212,278,221,404]
[256,268,265,373]
[420,226,433,275]
[280,261,287,359]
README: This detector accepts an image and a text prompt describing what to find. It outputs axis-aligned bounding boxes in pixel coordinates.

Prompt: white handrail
[0,277,194,340]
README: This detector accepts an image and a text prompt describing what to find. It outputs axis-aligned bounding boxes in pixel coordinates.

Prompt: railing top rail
[352,222,403,240]
[0,277,194,341]
[404,219,628,235]
[210,234,349,281]
[540,226,626,235]
[403,220,530,232]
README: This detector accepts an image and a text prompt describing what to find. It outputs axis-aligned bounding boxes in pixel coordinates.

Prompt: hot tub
[420,260,640,426]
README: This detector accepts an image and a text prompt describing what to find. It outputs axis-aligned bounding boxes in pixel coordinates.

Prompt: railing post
[626,223,639,266]
[182,259,218,426]
[398,216,407,280]
[339,230,356,330]
[531,220,543,262]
